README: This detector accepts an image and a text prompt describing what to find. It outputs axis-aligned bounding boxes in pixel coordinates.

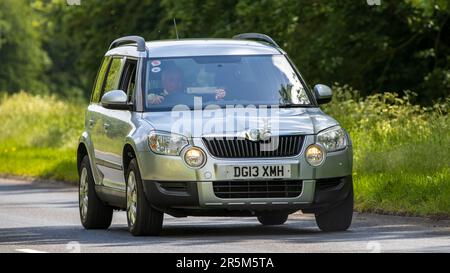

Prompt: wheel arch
[123,142,138,180]
[77,142,89,173]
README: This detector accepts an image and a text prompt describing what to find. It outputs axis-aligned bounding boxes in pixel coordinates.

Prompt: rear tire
[126,158,163,236]
[315,182,354,232]
[257,213,288,226]
[78,155,113,229]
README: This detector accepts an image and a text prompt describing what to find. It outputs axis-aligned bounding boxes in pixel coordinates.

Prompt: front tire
[78,155,113,229]
[315,182,354,232]
[126,158,163,236]
[257,213,289,226]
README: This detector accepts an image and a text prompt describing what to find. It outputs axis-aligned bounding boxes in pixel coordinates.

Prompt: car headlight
[148,131,188,155]
[305,144,325,166]
[317,126,347,152]
[184,147,206,168]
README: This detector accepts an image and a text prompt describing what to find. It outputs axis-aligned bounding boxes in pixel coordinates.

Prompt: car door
[86,56,112,186]
[99,57,138,190]
[90,56,125,189]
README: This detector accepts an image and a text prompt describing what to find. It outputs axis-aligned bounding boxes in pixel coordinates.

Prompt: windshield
[144,55,311,111]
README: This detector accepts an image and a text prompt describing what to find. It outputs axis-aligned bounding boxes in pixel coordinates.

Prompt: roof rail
[109,35,146,52]
[233,33,280,48]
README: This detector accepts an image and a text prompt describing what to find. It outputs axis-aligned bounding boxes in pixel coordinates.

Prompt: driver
[148,65,226,105]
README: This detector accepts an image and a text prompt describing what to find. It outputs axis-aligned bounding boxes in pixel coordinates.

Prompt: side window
[102,57,123,95]
[119,59,137,103]
[91,56,111,103]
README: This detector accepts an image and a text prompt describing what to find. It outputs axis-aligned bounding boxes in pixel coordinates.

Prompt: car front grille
[212,180,303,199]
[202,135,303,158]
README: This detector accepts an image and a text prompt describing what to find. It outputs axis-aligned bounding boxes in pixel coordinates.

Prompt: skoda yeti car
[77,34,354,236]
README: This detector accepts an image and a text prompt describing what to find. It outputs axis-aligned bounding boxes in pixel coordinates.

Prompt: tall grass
[323,85,450,218]
[0,90,448,217]
[0,92,84,182]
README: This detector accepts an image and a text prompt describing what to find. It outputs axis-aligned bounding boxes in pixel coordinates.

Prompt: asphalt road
[0,178,448,253]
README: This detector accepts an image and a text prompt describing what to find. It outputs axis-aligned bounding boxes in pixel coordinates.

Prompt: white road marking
[16,248,48,253]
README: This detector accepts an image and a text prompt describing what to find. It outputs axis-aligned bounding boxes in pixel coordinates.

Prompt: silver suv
[77,34,353,236]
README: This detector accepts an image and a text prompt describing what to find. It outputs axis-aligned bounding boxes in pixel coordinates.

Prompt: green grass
[0,146,78,182]
[323,85,450,218]
[0,90,449,217]
[0,92,83,182]
[353,142,450,217]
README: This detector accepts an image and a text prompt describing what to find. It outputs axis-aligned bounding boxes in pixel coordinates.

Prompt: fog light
[184,147,206,168]
[305,144,325,166]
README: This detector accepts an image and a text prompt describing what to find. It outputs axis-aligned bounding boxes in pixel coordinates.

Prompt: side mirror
[313,84,333,105]
[101,90,130,110]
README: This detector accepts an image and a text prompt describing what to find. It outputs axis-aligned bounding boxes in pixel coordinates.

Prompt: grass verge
[0,90,448,217]
[323,85,449,218]
[0,92,83,182]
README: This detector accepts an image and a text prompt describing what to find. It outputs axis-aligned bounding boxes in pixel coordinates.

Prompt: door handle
[88,119,95,127]
[103,123,111,130]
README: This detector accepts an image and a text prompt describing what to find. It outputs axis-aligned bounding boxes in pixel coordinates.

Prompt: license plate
[225,165,291,180]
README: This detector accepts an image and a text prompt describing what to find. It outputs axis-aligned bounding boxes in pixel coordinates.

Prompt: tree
[2,0,448,103]
[0,0,49,93]
[159,0,450,102]
[40,0,170,99]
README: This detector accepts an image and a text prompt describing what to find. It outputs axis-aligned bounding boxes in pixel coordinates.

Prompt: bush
[323,85,450,217]
[0,92,84,181]
[0,92,83,148]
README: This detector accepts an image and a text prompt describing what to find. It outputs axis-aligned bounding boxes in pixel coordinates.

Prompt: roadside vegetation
[324,86,450,218]
[0,92,84,182]
[0,89,448,217]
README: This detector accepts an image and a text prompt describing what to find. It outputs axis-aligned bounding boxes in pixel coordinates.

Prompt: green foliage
[158,0,450,103]
[0,92,84,182]
[37,0,170,97]
[1,0,449,103]
[0,146,78,182]
[323,86,450,217]
[0,92,83,148]
[0,0,49,93]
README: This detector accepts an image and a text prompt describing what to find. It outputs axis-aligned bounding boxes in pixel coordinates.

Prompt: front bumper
[143,176,352,213]
[138,135,352,212]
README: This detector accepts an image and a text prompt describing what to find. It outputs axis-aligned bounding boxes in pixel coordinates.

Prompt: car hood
[141,107,339,138]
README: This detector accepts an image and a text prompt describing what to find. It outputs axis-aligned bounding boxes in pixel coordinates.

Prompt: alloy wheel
[127,171,138,227]
[79,167,89,221]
